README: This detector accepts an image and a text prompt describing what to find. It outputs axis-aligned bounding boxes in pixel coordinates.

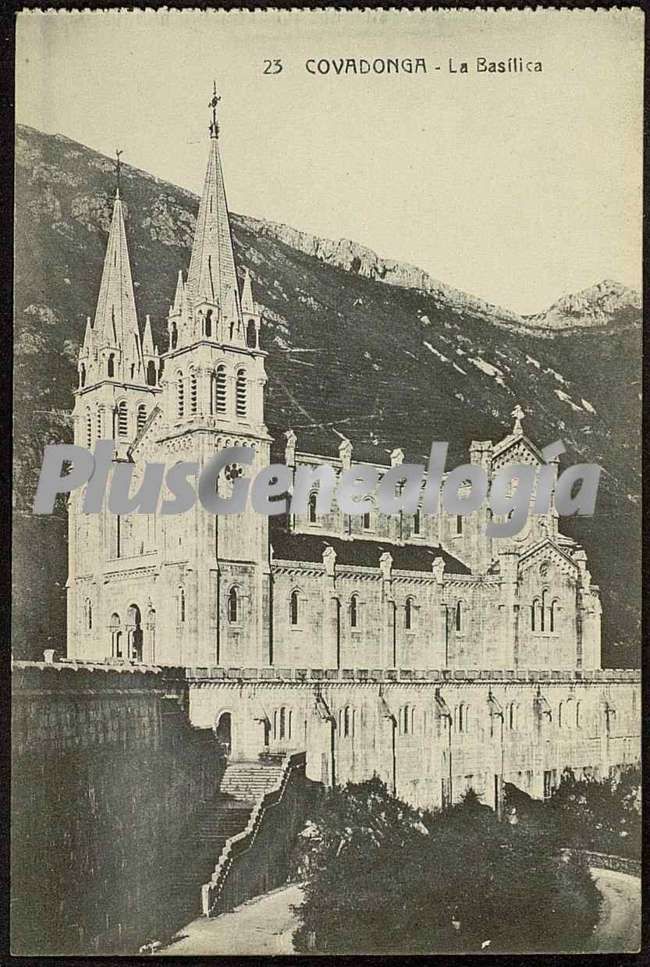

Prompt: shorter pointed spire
[241,269,255,314]
[93,185,141,381]
[172,270,185,315]
[81,315,93,354]
[143,314,154,354]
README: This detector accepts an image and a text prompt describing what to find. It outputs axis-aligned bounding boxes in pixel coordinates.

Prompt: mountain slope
[13,124,641,665]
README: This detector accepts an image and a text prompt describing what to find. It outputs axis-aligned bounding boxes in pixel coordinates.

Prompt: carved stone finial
[432,556,445,584]
[322,544,337,577]
[338,436,352,470]
[379,551,393,581]
[284,429,297,466]
[511,404,525,436]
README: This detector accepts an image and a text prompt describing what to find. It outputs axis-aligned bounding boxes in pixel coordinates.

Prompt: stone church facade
[67,99,639,811]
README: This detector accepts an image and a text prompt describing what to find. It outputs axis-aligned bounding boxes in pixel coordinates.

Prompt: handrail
[201,751,306,916]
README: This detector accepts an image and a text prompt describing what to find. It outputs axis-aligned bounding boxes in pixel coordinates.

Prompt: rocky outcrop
[236,214,522,323]
[524,280,641,331]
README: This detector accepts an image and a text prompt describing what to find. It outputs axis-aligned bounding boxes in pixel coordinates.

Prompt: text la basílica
[449,57,543,73]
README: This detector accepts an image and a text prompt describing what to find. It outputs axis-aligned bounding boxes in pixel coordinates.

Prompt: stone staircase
[219,758,285,804]
[160,757,287,931]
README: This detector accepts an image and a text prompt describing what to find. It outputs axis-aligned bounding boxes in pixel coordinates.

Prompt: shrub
[292,777,601,953]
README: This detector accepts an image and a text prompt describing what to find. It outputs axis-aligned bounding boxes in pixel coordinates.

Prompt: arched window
[228,586,238,623]
[85,598,92,630]
[178,586,185,624]
[362,511,371,530]
[290,590,300,626]
[531,599,539,631]
[214,365,227,414]
[86,410,93,448]
[170,322,177,350]
[107,354,115,378]
[110,613,121,658]
[246,319,256,348]
[455,600,463,633]
[308,491,318,524]
[413,509,421,535]
[146,360,157,386]
[575,701,582,729]
[350,594,359,628]
[235,369,247,418]
[550,599,558,633]
[136,404,147,433]
[343,705,353,738]
[205,309,213,338]
[558,702,564,729]
[540,589,548,632]
[455,514,463,535]
[275,706,291,741]
[79,363,86,388]
[401,706,411,735]
[117,401,128,438]
[177,372,184,418]
[508,702,516,731]
[405,596,414,631]
[189,370,198,415]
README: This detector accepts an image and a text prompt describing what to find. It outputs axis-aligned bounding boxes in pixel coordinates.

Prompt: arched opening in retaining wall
[215,711,232,758]
[126,604,143,662]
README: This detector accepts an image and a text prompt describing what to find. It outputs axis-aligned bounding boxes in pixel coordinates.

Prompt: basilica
[67,95,639,813]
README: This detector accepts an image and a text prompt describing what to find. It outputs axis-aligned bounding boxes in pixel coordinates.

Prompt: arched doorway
[126,604,143,661]
[215,711,232,757]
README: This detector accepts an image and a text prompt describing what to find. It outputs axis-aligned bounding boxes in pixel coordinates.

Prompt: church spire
[185,85,242,334]
[93,185,142,381]
[241,269,254,314]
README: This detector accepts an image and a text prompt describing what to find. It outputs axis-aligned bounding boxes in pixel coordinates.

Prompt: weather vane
[209,81,221,138]
[114,149,123,192]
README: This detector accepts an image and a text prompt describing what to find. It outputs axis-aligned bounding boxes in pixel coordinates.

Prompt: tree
[292,778,601,954]
[545,766,641,859]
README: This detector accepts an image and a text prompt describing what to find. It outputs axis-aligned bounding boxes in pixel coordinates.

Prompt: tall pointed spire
[94,188,141,380]
[186,85,242,330]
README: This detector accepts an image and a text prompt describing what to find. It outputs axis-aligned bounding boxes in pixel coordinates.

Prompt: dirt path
[590,867,641,953]
[160,884,304,956]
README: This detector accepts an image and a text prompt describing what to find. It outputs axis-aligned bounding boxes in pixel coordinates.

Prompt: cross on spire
[114,149,123,195]
[209,81,221,138]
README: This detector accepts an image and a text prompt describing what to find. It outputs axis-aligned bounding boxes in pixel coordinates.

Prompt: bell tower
[155,85,272,667]
[68,155,161,658]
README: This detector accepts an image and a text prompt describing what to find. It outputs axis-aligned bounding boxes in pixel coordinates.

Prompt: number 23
[263,59,283,75]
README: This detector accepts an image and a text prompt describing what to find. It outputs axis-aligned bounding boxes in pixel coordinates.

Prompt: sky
[15,8,643,315]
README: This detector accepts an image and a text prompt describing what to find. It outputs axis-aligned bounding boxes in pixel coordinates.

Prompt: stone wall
[11,661,224,955]
[186,668,640,811]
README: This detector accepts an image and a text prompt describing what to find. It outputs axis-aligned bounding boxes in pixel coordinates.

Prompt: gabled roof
[269,515,470,574]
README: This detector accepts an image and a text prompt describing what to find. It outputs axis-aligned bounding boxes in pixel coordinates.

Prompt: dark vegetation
[290,776,605,954]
